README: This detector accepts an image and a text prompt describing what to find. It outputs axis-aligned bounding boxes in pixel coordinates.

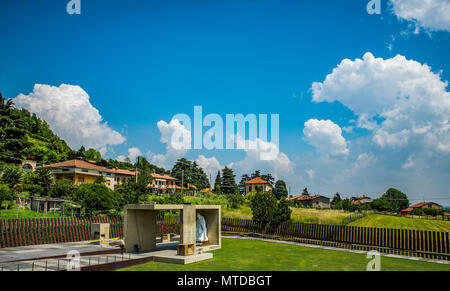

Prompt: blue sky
[1,0,449,204]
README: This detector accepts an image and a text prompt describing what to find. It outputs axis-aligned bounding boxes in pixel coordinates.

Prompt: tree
[74,183,120,213]
[0,184,14,208]
[238,174,250,190]
[171,158,210,190]
[371,198,390,211]
[380,188,409,212]
[227,191,244,209]
[250,170,261,179]
[249,189,277,225]
[331,192,342,206]
[117,174,153,205]
[49,180,76,199]
[84,148,102,162]
[302,187,309,196]
[273,180,288,200]
[221,166,238,194]
[0,165,23,188]
[272,199,292,224]
[33,168,53,192]
[214,171,222,194]
[260,174,274,185]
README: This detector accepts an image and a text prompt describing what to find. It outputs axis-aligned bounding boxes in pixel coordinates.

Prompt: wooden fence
[1,216,449,261]
[0,216,180,248]
[221,217,450,261]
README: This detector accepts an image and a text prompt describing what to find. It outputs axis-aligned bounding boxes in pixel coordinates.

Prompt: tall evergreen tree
[214,171,222,194]
[221,166,238,194]
[273,180,288,200]
[331,192,342,205]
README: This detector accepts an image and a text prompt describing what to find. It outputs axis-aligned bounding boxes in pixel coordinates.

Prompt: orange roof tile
[287,195,321,201]
[113,168,136,176]
[42,160,115,172]
[410,202,441,208]
[245,177,269,184]
[151,173,177,180]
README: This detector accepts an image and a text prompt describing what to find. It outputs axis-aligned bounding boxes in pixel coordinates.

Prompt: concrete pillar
[180,205,196,245]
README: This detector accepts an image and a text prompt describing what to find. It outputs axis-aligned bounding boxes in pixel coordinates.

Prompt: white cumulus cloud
[312,52,450,152]
[195,155,224,180]
[149,119,191,169]
[13,84,125,151]
[303,119,349,156]
[229,135,296,183]
[390,0,450,33]
[117,147,142,163]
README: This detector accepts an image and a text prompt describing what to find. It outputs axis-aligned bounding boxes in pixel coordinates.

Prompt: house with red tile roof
[245,177,272,194]
[401,201,442,213]
[287,194,330,209]
[41,159,136,190]
[149,173,178,193]
[351,195,373,205]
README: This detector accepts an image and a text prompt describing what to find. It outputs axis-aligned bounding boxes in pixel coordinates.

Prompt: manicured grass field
[223,206,353,225]
[0,208,63,219]
[118,238,450,271]
[349,214,450,232]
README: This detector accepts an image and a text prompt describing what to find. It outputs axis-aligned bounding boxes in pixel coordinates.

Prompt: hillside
[0,94,167,173]
[0,94,72,164]
[349,214,450,232]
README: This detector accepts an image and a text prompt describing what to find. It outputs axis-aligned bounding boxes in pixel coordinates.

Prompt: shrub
[249,190,277,225]
[22,184,44,196]
[163,192,184,204]
[227,192,244,209]
[0,184,14,209]
[48,180,76,199]
[272,199,292,224]
[74,183,120,213]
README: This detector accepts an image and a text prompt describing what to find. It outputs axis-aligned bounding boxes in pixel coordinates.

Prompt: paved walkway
[0,241,180,271]
[0,242,118,263]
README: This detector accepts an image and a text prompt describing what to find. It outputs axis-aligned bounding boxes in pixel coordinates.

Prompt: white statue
[196,213,209,242]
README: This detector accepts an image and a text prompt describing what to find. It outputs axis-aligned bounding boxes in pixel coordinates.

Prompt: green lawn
[223,206,354,225]
[118,238,450,271]
[349,214,450,232]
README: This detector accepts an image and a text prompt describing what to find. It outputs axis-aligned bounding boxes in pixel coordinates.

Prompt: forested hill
[0,94,72,164]
[0,93,168,173]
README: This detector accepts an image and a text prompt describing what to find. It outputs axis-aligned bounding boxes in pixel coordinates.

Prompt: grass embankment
[223,206,353,225]
[118,238,450,271]
[0,208,63,219]
[349,214,450,232]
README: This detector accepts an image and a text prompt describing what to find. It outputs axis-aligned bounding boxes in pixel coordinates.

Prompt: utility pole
[181,170,184,195]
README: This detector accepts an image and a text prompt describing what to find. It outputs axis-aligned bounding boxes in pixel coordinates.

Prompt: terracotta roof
[113,168,136,176]
[410,202,442,208]
[151,173,177,180]
[245,177,269,184]
[401,207,414,212]
[287,195,322,201]
[42,160,115,172]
